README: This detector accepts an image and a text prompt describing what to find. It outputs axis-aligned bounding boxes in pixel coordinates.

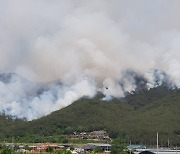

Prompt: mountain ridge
[0,86,178,145]
[0,73,179,145]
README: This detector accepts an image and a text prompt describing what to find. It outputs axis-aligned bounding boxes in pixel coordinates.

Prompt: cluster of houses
[10,143,180,154]
[4,142,111,153]
[4,143,62,153]
[3,143,72,153]
[67,130,111,142]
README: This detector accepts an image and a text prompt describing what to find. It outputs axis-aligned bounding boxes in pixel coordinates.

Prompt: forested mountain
[0,86,179,145]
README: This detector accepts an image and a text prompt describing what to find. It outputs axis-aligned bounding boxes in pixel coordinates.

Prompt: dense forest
[0,86,180,146]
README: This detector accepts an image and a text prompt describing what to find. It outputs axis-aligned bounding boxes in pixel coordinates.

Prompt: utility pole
[130,140,131,154]
[157,132,159,154]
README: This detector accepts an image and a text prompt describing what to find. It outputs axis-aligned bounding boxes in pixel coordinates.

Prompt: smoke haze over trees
[0,0,180,120]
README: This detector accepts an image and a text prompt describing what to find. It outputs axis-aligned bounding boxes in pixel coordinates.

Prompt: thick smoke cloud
[0,0,180,120]
[0,74,96,120]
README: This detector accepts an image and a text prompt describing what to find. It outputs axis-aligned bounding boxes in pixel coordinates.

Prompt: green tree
[93,146,103,153]
[46,146,54,153]
[111,138,127,154]
[56,150,64,154]
[62,139,69,143]
[56,150,72,154]
[64,150,72,154]
[70,146,74,151]
[24,144,32,151]
[13,144,19,151]
[1,148,14,154]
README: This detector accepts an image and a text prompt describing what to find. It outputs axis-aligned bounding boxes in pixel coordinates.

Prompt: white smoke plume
[0,0,180,120]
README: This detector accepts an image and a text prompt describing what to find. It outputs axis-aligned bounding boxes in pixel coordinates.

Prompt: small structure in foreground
[83,143,111,153]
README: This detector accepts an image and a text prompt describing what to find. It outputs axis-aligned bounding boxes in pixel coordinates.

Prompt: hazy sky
[1,0,180,120]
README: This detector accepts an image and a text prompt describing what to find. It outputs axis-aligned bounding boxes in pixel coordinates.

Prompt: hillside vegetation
[0,86,180,145]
